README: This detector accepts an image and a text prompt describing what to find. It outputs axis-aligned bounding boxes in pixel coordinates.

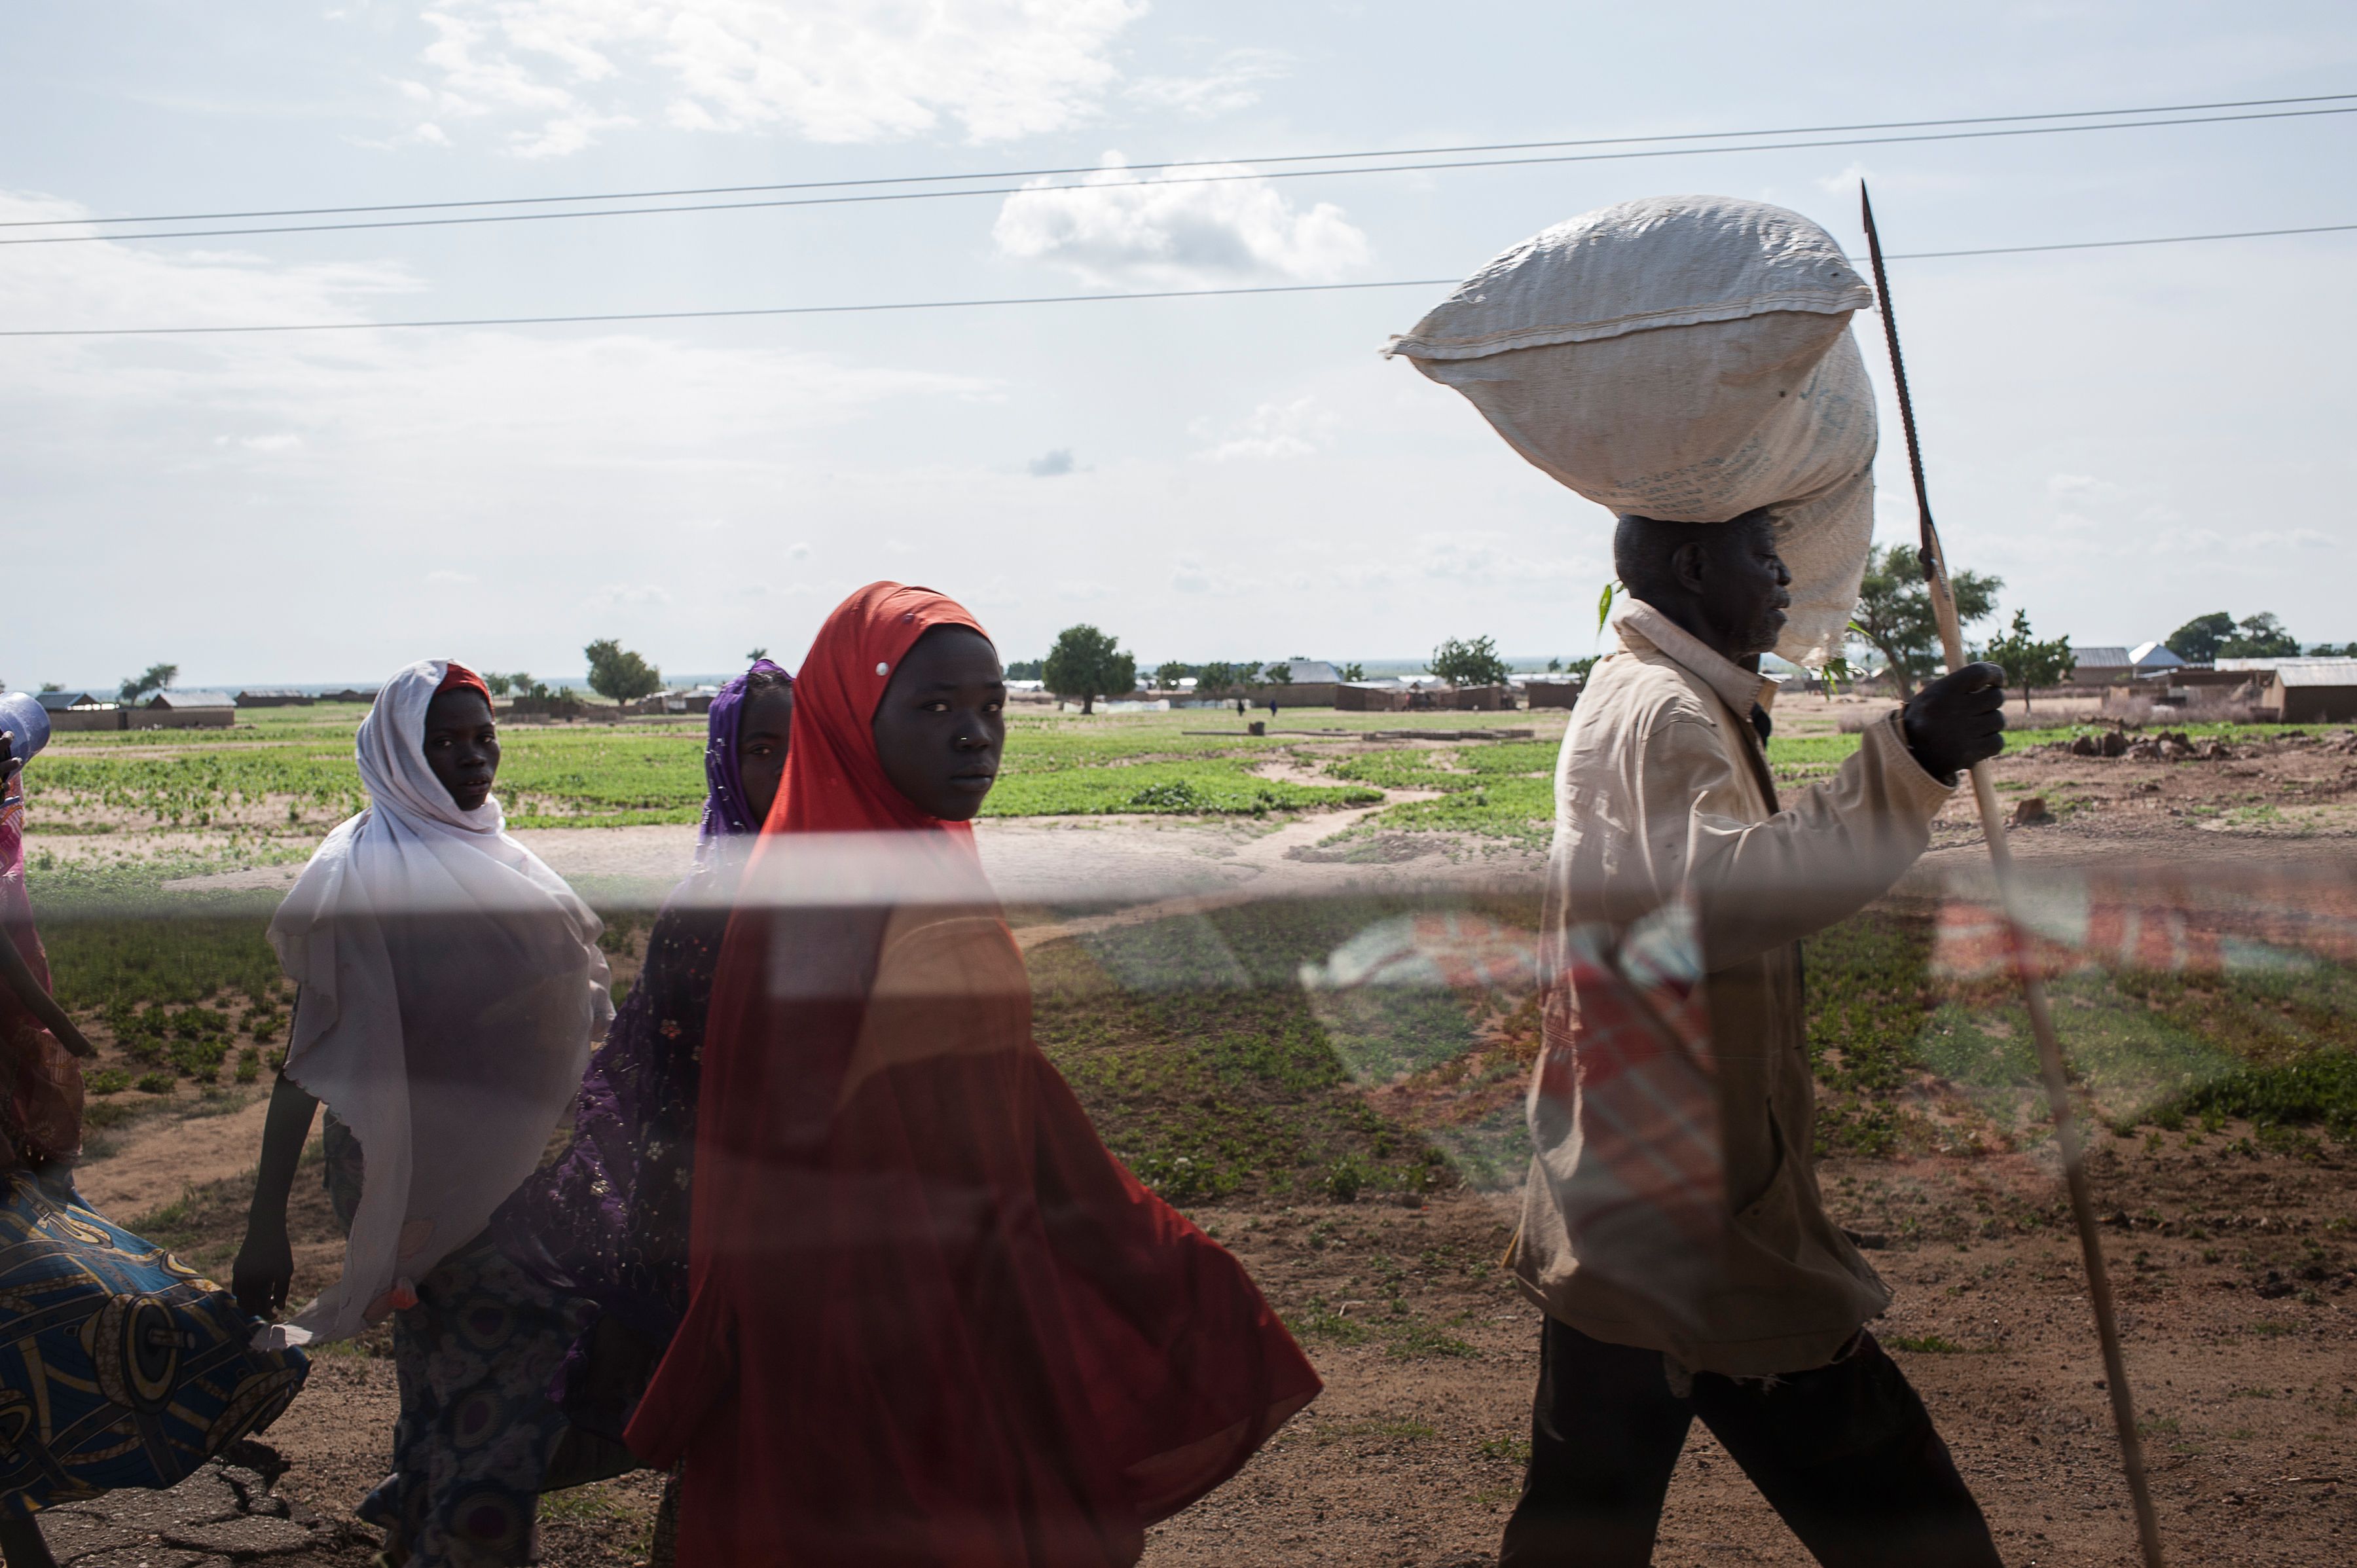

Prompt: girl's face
[422,689,500,811]
[871,628,1004,821]
[737,685,795,826]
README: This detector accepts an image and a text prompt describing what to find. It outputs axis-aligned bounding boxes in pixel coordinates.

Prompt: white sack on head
[261,659,612,1347]
[1385,195,1879,666]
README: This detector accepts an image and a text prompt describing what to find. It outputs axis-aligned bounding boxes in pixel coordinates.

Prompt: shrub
[84,1068,132,1096]
[135,1072,175,1095]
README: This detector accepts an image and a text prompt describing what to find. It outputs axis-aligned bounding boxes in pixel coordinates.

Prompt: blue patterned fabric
[0,1167,308,1516]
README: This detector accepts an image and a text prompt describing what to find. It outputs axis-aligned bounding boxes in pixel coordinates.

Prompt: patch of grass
[1359,775,1555,848]
[1031,898,1492,1205]
[987,760,1379,817]
[1285,1296,1370,1346]
[1325,750,1478,793]
[1806,911,1939,1156]
[1477,1435,1533,1466]
[1384,1315,1476,1360]
[1883,1333,1971,1354]
[2171,1051,2357,1142]
[1315,1418,1439,1446]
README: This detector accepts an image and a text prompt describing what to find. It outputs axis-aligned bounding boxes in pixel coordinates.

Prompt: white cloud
[1131,48,1288,117]
[401,0,1146,155]
[1028,447,1076,477]
[1191,397,1334,462]
[586,583,673,608]
[993,156,1372,287]
[785,541,813,560]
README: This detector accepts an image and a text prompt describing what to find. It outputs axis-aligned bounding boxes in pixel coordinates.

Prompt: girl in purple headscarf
[490,659,793,1444]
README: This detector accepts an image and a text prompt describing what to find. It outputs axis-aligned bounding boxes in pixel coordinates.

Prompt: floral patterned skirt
[325,1118,608,1567]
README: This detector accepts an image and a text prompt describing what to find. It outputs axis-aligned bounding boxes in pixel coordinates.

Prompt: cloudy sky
[4,1,2353,686]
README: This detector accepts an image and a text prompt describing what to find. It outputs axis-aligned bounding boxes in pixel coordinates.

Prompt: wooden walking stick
[1859,182,2165,1568]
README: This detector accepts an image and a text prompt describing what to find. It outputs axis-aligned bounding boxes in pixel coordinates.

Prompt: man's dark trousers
[1498,1316,2002,1567]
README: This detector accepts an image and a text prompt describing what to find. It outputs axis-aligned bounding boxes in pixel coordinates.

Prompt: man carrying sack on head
[1385,196,2011,1565]
[1499,508,2008,1567]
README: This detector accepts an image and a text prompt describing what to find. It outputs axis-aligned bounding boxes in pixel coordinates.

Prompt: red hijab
[761,581,986,839]
[629,582,1319,1567]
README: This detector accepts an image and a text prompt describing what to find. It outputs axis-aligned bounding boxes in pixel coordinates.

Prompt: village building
[2256,659,2357,723]
[235,687,313,707]
[139,691,237,729]
[33,691,125,732]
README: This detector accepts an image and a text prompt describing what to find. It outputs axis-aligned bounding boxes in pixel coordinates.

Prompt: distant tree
[1194,661,1237,695]
[1003,659,1044,682]
[1429,636,1511,689]
[1977,610,2076,715]
[2164,611,2236,665]
[1545,657,1563,673]
[1850,544,2001,698]
[2309,641,2357,657]
[1041,625,1137,716]
[38,682,62,693]
[1152,661,1194,689]
[481,672,513,697]
[1563,655,1600,682]
[1265,663,1294,685]
[583,639,663,711]
[744,646,768,663]
[117,663,178,704]
[1338,662,1366,682]
[2218,612,2300,659]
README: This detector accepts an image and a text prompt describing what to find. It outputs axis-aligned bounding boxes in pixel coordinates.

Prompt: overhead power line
[2,221,2348,340]
[3,101,2352,248]
[4,90,2348,233]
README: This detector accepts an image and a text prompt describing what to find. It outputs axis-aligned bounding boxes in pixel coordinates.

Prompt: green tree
[117,662,178,704]
[1152,661,1194,689]
[744,646,769,663]
[583,639,663,711]
[1850,544,2001,697]
[1264,662,1294,685]
[2218,612,2299,659]
[481,672,513,697]
[2309,641,2357,657]
[1003,659,1044,681]
[2165,611,2236,665]
[1429,636,1511,688]
[1041,625,1137,716]
[1338,662,1366,682]
[1977,610,2075,715]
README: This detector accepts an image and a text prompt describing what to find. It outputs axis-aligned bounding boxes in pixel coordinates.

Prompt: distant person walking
[234,661,615,1568]
[0,695,306,1568]
[628,583,1320,1566]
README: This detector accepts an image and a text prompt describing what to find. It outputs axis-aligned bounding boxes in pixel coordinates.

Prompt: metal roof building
[2257,659,2357,723]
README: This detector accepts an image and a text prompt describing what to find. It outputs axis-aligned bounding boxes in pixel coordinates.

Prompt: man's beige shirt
[1508,601,1955,1376]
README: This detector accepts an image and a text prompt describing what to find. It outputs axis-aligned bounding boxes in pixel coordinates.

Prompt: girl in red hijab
[628,583,1319,1566]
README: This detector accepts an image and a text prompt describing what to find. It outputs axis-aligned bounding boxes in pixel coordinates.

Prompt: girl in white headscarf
[233,660,614,1567]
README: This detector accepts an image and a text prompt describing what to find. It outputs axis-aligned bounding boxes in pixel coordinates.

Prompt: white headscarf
[263,660,612,1346]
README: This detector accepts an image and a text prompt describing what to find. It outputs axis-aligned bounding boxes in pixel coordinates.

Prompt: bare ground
[69,1133,2356,1567]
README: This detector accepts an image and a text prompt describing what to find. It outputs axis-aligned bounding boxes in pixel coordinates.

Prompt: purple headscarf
[697,658,791,852]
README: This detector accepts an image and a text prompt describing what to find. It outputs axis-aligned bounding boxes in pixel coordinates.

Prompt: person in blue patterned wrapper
[0,694,308,1568]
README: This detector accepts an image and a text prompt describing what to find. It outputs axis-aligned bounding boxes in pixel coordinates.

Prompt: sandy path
[77,1092,273,1220]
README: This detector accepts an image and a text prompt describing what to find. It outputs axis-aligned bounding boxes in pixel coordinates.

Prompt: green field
[28,706,1495,833]
[24,702,2357,1190]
